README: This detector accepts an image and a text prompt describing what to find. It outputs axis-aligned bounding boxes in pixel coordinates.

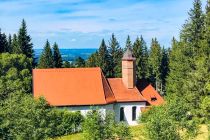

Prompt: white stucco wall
[66,104,114,116]
[114,102,146,126]
[63,102,146,126]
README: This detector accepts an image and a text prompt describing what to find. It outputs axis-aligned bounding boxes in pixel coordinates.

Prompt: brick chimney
[122,47,136,89]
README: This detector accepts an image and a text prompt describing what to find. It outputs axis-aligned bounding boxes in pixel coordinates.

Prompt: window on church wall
[132,106,137,121]
[120,107,125,121]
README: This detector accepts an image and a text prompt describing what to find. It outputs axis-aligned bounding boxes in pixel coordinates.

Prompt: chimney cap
[122,47,136,61]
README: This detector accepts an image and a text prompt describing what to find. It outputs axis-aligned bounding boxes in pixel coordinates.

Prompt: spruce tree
[160,47,169,94]
[125,35,132,49]
[38,40,54,68]
[17,19,34,58]
[148,38,162,91]
[180,0,204,54]
[0,29,8,53]
[12,34,21,54]
[108,33,123,78]
[98,39,110,77]
[7,34,12,53]
[53,42,62,68]
[133,36,149,79]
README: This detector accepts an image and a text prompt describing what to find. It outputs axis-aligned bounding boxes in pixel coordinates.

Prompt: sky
[0,0,207,49]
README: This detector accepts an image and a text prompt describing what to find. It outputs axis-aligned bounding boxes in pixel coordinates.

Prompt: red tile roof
[107,78,146,102]
[33,68,164,106]
[141,84,164,105]
[33,68,115,106]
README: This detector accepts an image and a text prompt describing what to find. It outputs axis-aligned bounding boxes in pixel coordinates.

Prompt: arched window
[132,106,137,121]
[120,107,124,121]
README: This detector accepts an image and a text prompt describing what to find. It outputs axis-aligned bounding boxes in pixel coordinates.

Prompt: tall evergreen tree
[0,29,8,53]
[180,0,204,54]
[7,34,12,53]
[133,36,149,79]
[97,39,110,77]
[160,47,169,94]
[53,42,62,68]
[148,38,162,91]
[125,35,132,49]
[17,19,33,58]
[12,34,21,54]
[38,40,54,68]
[108,33,123,78]
[167,0,209,115]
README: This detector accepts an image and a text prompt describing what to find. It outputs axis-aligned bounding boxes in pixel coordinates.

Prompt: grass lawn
[53,124,209,140]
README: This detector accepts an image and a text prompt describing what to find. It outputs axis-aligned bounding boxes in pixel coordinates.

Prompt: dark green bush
[0,92,83,140]
[82,110,131,140]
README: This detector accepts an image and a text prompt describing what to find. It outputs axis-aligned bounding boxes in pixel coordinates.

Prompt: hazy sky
[0,0,207,49]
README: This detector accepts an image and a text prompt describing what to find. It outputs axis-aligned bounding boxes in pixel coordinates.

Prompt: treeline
[141,0,210,139]
[84,35,169,95]
[37,32,169,94]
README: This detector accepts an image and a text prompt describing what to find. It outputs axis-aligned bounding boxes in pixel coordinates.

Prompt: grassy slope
[53,124,209,140]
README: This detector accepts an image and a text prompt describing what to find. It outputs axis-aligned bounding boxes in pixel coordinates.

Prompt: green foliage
[125,35,132,49]
[0,92,83,140]
[17,19,34,58]
[38,40,54,68]
[11,34,21,54]
[74,57,85,68]
[160,47,169,94]
[97,39,111,77]
[62,61,74,68]
[0,29,8,53]
[0,53,32,100]
[133,36,149,79]
[141,97,199,140]
[83,110,131,140]
[7,34,12,53]
[148,38,162,91]
[108,33,123,78]
[86,52,98,67]
[53,42,63,68]
[115,122,132,140]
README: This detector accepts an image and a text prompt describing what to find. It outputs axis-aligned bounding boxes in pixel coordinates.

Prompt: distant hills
[34,48,97,62]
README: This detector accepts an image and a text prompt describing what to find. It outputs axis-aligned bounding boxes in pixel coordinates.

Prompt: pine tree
[0,29,8,53]
[160,47,169,94]
[148,38,162,91]
[38,40,54,68]
[108,33,123,78]
[17,19,34,58]
[12,34,21,54]
[125,35,132,49]
[180,0,204,55]
[53,42,62,68]
[98,39,110,77]
[133,36,149,80]
[7,34,12,53]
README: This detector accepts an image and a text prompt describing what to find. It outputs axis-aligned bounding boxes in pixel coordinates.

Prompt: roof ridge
[100,69,116,103]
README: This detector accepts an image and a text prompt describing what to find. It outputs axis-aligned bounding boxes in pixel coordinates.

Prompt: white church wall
[66,104,114,116]
[114,102,146,126]
[62,102,146,126]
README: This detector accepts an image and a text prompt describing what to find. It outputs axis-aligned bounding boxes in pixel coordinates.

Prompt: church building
[33,48,164,125]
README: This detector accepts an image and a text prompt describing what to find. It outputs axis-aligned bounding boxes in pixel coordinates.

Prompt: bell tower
[122,47,136,89]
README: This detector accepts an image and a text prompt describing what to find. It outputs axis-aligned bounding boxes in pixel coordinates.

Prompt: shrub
[0,92,83,140]
[82,110,131,140]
